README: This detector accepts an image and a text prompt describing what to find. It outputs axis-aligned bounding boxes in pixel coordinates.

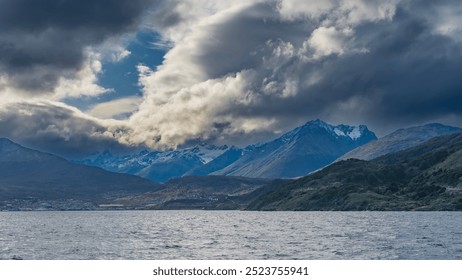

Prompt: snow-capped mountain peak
[209,119,377,178]
[302,119,372,141]
[333,125,362,140]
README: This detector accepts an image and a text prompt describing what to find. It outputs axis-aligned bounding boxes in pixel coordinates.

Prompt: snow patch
[333,125,362,140]
[186,144,228,164]
[347,126,362,140]
[333,128,346,137]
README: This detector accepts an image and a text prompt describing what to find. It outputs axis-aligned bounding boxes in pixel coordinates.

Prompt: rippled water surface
[1,211,462,260]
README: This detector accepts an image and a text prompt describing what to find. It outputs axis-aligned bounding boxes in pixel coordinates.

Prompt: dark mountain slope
[0,138,159,202]
[248,133,462,211]
[185,147,243,176]
[338,123,462,161]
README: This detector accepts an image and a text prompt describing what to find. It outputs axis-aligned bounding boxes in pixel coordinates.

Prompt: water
[1,211,462,260]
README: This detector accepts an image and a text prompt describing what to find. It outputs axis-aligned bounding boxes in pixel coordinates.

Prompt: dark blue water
[1,211,461,259]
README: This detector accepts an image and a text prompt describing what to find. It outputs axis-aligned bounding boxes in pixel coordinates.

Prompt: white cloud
[431,4,462,41]
[277,0,398,24]
[338,0,398,25]
[87,96,143,119]
[112,49,132,62]
[53,51,110,100]
[305,26,349,59]
[126,69,264,148]
[277,0,335,21]
[99,38,134,62]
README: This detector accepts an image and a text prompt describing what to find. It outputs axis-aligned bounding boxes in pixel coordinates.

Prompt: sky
[1,0,462,158]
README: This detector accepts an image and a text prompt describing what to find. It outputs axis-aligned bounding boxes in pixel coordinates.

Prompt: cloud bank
[0,101,130,157]
[1,0,462,156]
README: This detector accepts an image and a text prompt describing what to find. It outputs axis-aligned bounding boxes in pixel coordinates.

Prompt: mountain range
[77,144,229,183]
[2,120,462,211]
[79,119,377,182]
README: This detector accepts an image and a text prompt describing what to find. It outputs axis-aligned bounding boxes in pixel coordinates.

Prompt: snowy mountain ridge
[78,119,377,182]
[77,119,379,182]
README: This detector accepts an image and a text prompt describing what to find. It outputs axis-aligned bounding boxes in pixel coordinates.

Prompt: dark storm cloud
[0,0,154,92]
[131,0,462,148]
[287,5,462,130]
[202,1,462,134]
[195,2,315,78]
[146,0,182,30]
